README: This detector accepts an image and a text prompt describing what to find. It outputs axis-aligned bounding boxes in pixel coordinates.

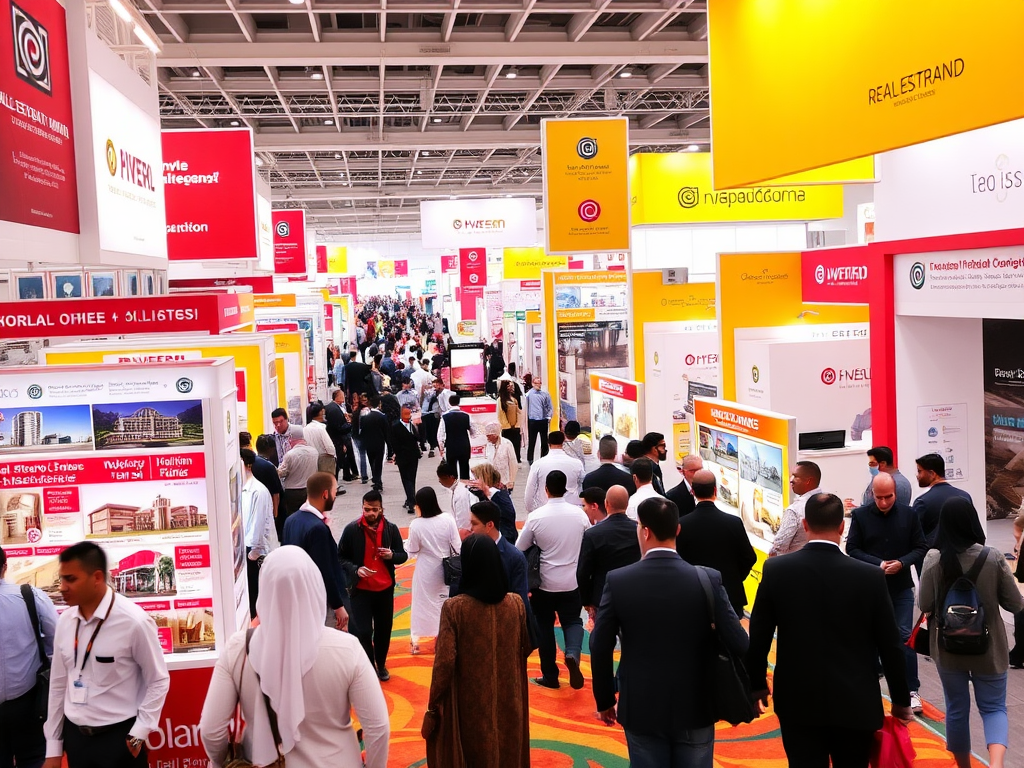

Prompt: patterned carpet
[375,559,979,767]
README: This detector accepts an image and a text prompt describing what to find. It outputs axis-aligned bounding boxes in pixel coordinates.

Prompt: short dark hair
[306,403,325,423]
[470,500,500,528]
[641,432,665,453]
[415,487,443,518]
[867,446,894,466]
[449,393,461,406]
[598,435,618,460]
[548,430,565,447]
[436,462,457,480]
[795,460,822,485]
[564,421,581,439]
[271,408,288,420]
[545,469,567,497]
[804,493,845,532]
[367,393,381,408]
[255,433,275,456]
[239,431,252,449]
[240,448,256,468]
[625,440,645,459]
[332,388,346,402]
[0,546,7,571]
[306,471,336,499]
[916,452,945,476]
[60,541,107,576]
[638,497,679,541]
[631,457,654,483]
[580,486,606,510]
[691,475,716,500]
[362,489,383,507]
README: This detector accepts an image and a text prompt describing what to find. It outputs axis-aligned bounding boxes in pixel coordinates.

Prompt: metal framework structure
[145,0,710,235]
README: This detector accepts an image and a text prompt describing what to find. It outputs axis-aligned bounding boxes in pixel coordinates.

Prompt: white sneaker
[910,691,922,714]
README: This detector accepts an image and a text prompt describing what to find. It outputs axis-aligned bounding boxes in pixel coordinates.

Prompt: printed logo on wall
[175,378,193,394]
[678,186,699,209]
[11,2,50,94]
[814,264,825,284]
[576,137,598,160]
[577,199,601,222]
[752,366,760,383]
[910,261,927,289]
[276,221,290,237]
[105,139,117,176]
[821,368,837,385]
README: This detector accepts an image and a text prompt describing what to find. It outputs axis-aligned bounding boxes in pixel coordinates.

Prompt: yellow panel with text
[325,246,347,274]
[502,248,568,280]
[630,273,716,384]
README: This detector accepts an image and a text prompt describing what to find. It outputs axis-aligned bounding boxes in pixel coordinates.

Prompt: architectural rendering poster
[982,319,1024,520]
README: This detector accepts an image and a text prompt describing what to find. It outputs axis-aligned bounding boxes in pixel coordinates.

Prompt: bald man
[577,484,641,622]
[846,472,928,713]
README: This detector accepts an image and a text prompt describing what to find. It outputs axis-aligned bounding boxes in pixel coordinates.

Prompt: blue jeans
[890,588,920,690]
[936,668,1009,754]
[625,725,715,768]
[529,588,584,683]
[352,437,368,480]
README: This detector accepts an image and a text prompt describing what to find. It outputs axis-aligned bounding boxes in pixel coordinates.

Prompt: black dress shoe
[377,668,390,682]
[1009,647,1024,669]
[565,655,585,690]
[531,677,559,689]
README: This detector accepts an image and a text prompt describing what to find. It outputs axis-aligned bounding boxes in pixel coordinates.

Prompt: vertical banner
[272,210,306,274]
[326,245,347,274]
[0,0,78,232]
[542,117,630,254]
[394,259,409,277]
[459,247,487,321]
[441,254,459,273]
[315,245,327,274]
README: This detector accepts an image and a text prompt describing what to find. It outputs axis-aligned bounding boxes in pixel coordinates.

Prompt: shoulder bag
[20,584,50,722]
[442,544,462,586]
[524,544,542,591]
[223,629,286,768]
[694,567,758,726]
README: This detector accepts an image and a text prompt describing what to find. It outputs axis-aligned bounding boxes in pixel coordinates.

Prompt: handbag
[907,613,931,656]
[524,544,542,591]
[19,584,50,722]
[442,544,462,586]
[317,453,337,474]
[223,629,286,768]
[870,715,916,768]
[694,567,758,726]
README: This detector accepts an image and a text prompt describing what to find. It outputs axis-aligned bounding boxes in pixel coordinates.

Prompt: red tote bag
[870,715,916,768]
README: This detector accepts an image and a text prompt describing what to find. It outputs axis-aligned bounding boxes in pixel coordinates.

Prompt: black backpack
[938,547,990,655]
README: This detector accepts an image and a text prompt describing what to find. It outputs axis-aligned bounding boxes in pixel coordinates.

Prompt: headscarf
[935,496,987,590]
[248,546,327,759]
[485,421,501,437]
[458,534,509,604]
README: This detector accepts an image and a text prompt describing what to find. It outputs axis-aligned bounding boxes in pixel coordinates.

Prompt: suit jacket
[746,542,910,730]
[388,420,421,465]
[283,509,350,612]
[576,514,642,607]
[591,551,748,734]
[324,401,350,449]
[338,517,409,588]
[651,463,666,495]
[344,360,372,396]
[666,481,696,517]
[441,410,472,457]
[912,482,972,547]
[582,463,637,496]
[676,501,757,616]
[358,409,389,453]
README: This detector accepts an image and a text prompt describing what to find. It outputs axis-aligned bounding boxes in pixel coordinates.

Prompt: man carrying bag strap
[20,584,52,722]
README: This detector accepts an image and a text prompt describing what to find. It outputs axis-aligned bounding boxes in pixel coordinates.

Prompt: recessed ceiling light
[334,153,341,159]
[422,150,430,156]
[230,120,240,126]
[432,117,442,123]
[288,0,304,4]
[416,170,423,175]
[324,118,334,125]
[686,144,700,152]
[505,67,518,79]
[191,69,201,78]
[618,68,633,79]
[310,71,323,80]
[255,156,264,167]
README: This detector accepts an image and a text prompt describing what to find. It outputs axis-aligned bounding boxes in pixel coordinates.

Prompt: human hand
[883,560,903,575]
[597,706,617,726]
[247,550,262,562]
[126,738,144,758]
[357,566,376,578]
[378,547,393,561]
[335,606,349,631]
[752,688,770,715]
[891,704,914,724]
[459,528,471,541]
[43,758,63,768]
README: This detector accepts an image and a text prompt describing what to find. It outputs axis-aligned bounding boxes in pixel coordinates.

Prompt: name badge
[70,679,88,705]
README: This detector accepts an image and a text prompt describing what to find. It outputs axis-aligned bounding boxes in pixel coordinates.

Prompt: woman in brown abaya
[421,533,531,767]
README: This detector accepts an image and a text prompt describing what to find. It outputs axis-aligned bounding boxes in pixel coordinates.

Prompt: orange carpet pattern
[378,560,980,767]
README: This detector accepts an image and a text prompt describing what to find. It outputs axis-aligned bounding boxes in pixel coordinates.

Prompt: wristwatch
[127,737,145,752]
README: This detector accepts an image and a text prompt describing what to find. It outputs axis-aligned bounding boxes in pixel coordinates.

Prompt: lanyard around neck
[74,592,116,674]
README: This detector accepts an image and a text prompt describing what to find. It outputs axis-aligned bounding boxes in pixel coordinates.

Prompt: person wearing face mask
[860,446,913,507]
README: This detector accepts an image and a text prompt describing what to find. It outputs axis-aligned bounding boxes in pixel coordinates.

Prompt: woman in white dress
[407,486,462,653]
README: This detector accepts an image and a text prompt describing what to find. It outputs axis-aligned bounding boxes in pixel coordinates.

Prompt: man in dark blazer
[282,471,351,632]
[582,435,637,495]
[591,495,748,766]
[357,393,389,492]
[676,469,757,618]
[344,353,373,398]
[747,492,913,767]
[438,393,474,479]
[665,453,702,517]
[389,407,421,512]
[577,485,641,621]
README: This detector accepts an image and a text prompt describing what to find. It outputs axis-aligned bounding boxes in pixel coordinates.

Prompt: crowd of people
[2,297,1024,768]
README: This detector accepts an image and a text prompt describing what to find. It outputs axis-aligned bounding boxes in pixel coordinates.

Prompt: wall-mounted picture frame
[156,271,167,296]
[88,271,117,298]
[15,274,47,300]
[51,272,84,299]
[141,270,156,296]
[122,270,140,297]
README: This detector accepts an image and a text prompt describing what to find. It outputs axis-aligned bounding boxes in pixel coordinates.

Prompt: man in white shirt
[769,461,823,557]
[483,422,518,489]
[270,408,303,466]
[303,403,337,465]
[44,542,169,768]
[625,457,664,521]
[410,358,434,395]
[524,430,585,513]
[241,448,275,618]
[278,438,321,520]
[436,462,472,537]
[516,470,590,690]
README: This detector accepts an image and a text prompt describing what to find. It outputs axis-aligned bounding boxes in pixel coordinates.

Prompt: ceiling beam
[441,0,461,42]
[566,0,612,42]
[274,184,544,202]
[631,0,692,41]
[505,0,537,42]
[148,2,706,14]
[138,0,189,43]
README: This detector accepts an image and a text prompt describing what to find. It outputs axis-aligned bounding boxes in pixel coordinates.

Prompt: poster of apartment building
[0,404,94,455]
[91,400,204,450]
[81,480,208,540]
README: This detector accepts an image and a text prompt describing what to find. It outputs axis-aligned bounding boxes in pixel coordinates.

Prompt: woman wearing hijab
[422,534,531,768]
[406,487,462,654]
[919,497,1024,768]
[199,546,390,768]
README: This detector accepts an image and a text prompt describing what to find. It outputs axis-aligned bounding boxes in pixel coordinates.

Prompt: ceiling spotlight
[432,117,442,123]
[108,0,133,23]
[416,169,423,175]
[230,120,240,126]
[324,118,334,125]
[422,150,430,156]
[310,70,324,80]
[618,67,633,79]
[686,144,700,152]
[334,152,341,159]
[288,0,304,4]
[191,69,201,77]
[505,67,518,79]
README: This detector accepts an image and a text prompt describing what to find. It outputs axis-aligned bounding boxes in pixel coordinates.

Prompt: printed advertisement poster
[0,0,78,232]
[272,209,307,274]
[918,403,969,483]
[590,374,641,456]
[983,319,1024,520]
[449,343,486,398]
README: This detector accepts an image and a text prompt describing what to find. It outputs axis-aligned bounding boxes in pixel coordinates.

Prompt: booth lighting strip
[108,0,162,53]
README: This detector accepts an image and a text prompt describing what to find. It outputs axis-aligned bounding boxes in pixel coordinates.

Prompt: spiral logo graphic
[466,250,479,262]
[821,368,837,385]
[814,264,825,284]
[12,3,51,95]
[909,261,926,290]
[175,377,194,394]
[105,139,117,176]
[576,137,598,160]
[578,199,601,222]
[275,221,290,238]
[685,354,696,365]
[27,384,42,400]
[677,186,699,209]
[752,366,760,383]
[468,273,479,284]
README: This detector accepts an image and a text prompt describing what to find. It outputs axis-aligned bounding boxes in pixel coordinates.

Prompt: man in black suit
[591,496,748,767]
[676,469,757,618]
[358,393,389,492]
[640,432,668,494]
[389,407,421,512]
[582,435,637,496]
[438,393,474,479]
[912,452,972,549]
[324,388,357,482]
[344,352,373,398]
[666,453,701,517]
[747,493,913,768]
[282,471,351,632]
[240,431,283,520]
[577,485,641,623]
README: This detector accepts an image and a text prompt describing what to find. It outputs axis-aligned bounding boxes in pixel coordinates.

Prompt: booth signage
[894,247,1024,318]
[315,245,327,273]
[420,198,537,249]
[460,285,484,321]
[441,254,459,273]
[542,117,630,254]
[459,247,487,288]
[257,194,272,261]
[502,247,568,280]
[272,209,306,274]
[801,252,871,303]
[162,129,259,261]
[169,276,274,293]
[0,0,78,233]
[254,294,296,308]
[708,0,1024,188]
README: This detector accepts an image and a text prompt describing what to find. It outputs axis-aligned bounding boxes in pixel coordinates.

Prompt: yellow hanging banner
[542,117,630,254]
[502,248,568,280]
[325,245,347,274]
[708,0,1024,189]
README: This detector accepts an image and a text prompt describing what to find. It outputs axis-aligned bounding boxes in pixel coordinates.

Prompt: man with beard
[640,432,668,495]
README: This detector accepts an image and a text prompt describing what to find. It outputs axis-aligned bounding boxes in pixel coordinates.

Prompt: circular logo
[27,384,42,400]
[653,351,659,365]
[105,139,117,176]
[685,354,696,366]
[751,366,760,383]
[577,199,601,222]
[468,273,479,284]
[576,137,598,160]
[909,261,926,290]
[677,186,699,209]
[928,427,938,437]
[814,264,825,284]
[466,250,479,262]
[13,8,51,93]
[175,377,194,394]
[26,528,42,544]
[821,368,837,385]
[275,221,290,238]
[452,219,463,230]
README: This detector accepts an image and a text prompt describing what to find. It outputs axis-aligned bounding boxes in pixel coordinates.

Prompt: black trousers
[366,446,385,491]
[502,427,522,463]
[246,547,261,618]
[527,419,549,462]
[778,719,875,768]
[421,413,439,450]
[398,458,418,508]
[351,586,395,671]
[280,487,307,535]
[337,435,358,481]
[447,451,470,480]
[62,717,147,768]
[0,688,44,768]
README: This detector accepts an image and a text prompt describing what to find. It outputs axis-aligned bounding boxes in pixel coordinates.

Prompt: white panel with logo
[420,198,538,249]
[894,248,1024,320]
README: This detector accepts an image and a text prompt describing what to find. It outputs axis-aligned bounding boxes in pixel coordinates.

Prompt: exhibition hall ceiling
[143,0,709,235]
